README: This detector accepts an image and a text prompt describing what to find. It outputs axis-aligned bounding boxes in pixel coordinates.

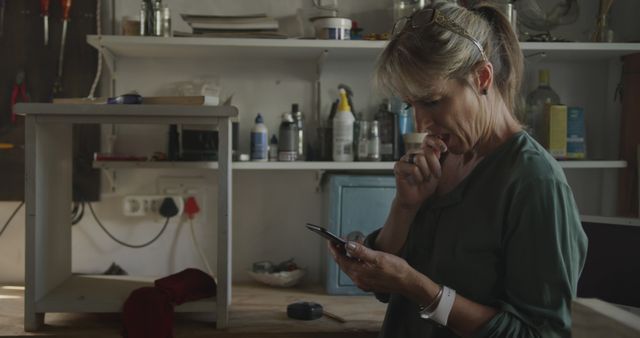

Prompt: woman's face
[408,77,483,155]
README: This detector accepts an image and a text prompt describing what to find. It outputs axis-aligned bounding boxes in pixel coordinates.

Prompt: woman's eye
[402,103,413,110]
[421,100,439,107]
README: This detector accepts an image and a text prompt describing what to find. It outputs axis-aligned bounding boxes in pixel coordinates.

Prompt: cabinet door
[326,175,396,294]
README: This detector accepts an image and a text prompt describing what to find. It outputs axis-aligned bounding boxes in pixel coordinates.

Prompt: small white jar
[312,17,352,40]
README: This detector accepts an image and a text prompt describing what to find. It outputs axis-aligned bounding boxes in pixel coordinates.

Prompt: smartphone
[305,223,347,248]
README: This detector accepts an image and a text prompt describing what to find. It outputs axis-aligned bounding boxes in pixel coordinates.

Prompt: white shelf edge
[580,215,640,227]
[560,160,627,169]
[35,275,216,313]
[93,160,626,171]
[87,35,640,61]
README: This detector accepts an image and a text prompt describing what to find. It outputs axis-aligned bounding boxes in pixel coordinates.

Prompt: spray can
[292,104,305,161]
[278,112,298,161]
[250,113,268,161]
[332,88,355,162]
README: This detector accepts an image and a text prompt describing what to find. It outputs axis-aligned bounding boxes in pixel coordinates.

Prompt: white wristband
[432,286,456,326]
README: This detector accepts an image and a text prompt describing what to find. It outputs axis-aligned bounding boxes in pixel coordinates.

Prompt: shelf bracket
[101,168,117,193]
[101,46,116,79]
[315,170,327,192]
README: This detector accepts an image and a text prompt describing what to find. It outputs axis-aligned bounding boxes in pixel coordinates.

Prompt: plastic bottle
[250,113,268,162]
[526,69,561,143]
[269,134,278,161]
[292,104,305,161]
[278,112,298,162]
[375,99,397,161]
[368,120,381,161]
[139,2,148,36]
[332,88,355,162]
[357,120,369,161]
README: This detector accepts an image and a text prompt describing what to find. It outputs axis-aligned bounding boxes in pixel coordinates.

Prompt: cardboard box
[567,106,586,159]
[546,104,567,159]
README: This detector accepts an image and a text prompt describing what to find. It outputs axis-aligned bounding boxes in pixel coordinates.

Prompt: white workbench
[15,103,237,331]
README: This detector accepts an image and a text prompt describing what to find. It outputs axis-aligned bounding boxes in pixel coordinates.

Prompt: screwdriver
[41,0,50,44]
[53,0,72,95]
[0,0,6,37]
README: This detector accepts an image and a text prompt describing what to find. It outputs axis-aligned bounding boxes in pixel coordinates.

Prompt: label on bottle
[358,140,369,160]
[251,132,268,161]
[333,123,353,160]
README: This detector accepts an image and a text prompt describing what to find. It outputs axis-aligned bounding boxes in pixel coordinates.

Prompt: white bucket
[312,17,352,40]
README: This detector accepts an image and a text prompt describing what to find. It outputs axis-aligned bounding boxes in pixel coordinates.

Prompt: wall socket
[157,176,207,218]
[122,195,184,217]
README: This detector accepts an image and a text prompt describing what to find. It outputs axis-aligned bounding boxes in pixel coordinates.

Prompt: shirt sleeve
[473,178,588,338]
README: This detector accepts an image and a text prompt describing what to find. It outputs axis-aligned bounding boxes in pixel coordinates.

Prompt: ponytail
[473,4,523,113]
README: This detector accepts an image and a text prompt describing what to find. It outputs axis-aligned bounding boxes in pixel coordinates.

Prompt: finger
[345,241,379,264]
[422,135,448,154]
[418,150,442,179]
[394,160,425,183]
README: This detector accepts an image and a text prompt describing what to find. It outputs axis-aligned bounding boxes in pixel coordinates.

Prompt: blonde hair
[374,1,523,114]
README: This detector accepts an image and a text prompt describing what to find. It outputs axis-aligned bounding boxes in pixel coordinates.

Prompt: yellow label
[547,105,567,159]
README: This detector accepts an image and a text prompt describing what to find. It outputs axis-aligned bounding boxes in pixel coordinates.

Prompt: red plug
[184,196,200,220]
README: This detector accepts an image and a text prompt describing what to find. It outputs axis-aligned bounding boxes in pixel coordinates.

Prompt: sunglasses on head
[392,8,488,62]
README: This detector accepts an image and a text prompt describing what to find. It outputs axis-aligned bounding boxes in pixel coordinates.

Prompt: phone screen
[305,223,347,247]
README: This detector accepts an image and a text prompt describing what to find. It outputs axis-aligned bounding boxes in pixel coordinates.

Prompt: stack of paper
[180,13,285,38]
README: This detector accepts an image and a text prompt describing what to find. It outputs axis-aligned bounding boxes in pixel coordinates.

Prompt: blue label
[251,132,268,160]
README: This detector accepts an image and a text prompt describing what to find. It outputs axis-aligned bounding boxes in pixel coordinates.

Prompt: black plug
[159,197,179,218]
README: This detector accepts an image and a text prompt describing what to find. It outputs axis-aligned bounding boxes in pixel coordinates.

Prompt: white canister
[312,17,352,40]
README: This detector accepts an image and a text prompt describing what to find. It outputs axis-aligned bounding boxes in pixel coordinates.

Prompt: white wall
[2,0,640,285]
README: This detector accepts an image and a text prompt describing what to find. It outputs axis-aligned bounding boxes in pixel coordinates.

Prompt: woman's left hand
[328,241,416,295]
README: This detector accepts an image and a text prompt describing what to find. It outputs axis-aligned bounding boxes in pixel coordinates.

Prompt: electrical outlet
[157,177,207,218]
[123,195,184,217]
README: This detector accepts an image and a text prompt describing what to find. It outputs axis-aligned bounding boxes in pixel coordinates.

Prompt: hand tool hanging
[11,71,30,123]
[0,0,6,37]
[52,0,72,96]
[41,0,50,45]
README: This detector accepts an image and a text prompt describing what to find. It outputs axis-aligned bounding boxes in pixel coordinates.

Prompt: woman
[329,2,587,338]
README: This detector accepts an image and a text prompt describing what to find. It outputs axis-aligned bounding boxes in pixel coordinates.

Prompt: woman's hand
[393,135,448,211]
[328,241,417,295]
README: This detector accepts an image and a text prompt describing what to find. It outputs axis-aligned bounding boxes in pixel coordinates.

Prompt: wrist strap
[432,286,456,326]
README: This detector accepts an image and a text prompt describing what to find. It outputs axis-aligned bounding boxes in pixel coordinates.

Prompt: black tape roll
[286,301,323,320]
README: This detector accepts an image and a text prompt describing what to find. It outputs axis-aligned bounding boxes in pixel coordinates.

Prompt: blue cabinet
[325,175,396,295]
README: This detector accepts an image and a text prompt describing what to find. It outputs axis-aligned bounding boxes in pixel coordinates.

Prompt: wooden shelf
[35,275,216,313]
[87,35,640,62]
[93,159,627,171]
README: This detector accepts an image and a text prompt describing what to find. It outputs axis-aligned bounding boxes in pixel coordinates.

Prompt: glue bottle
[250,113,268,161]
[332,88,355,162]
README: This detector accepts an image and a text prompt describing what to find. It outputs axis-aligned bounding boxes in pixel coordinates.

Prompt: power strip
[122,195,184,217]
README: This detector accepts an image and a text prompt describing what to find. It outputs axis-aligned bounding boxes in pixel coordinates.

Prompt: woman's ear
[475,62,493,95]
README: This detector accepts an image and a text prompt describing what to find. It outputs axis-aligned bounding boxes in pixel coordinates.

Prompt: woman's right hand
[393,135,447,211]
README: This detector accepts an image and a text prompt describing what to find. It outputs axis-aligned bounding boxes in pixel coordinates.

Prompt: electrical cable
[71,201,85,226]
[88,0,102,99]
[189,218,214,277]
[0,202,24,239]
[88,202,171,249]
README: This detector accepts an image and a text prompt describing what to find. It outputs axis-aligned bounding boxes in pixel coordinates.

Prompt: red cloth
[122,269,216,338]
[155,268,216,305]
[122,287,173,338]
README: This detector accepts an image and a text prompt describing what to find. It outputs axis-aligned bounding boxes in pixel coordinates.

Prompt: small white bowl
[247,269,306,288]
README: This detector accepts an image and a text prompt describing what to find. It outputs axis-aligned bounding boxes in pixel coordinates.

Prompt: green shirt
[368,131,588,338]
